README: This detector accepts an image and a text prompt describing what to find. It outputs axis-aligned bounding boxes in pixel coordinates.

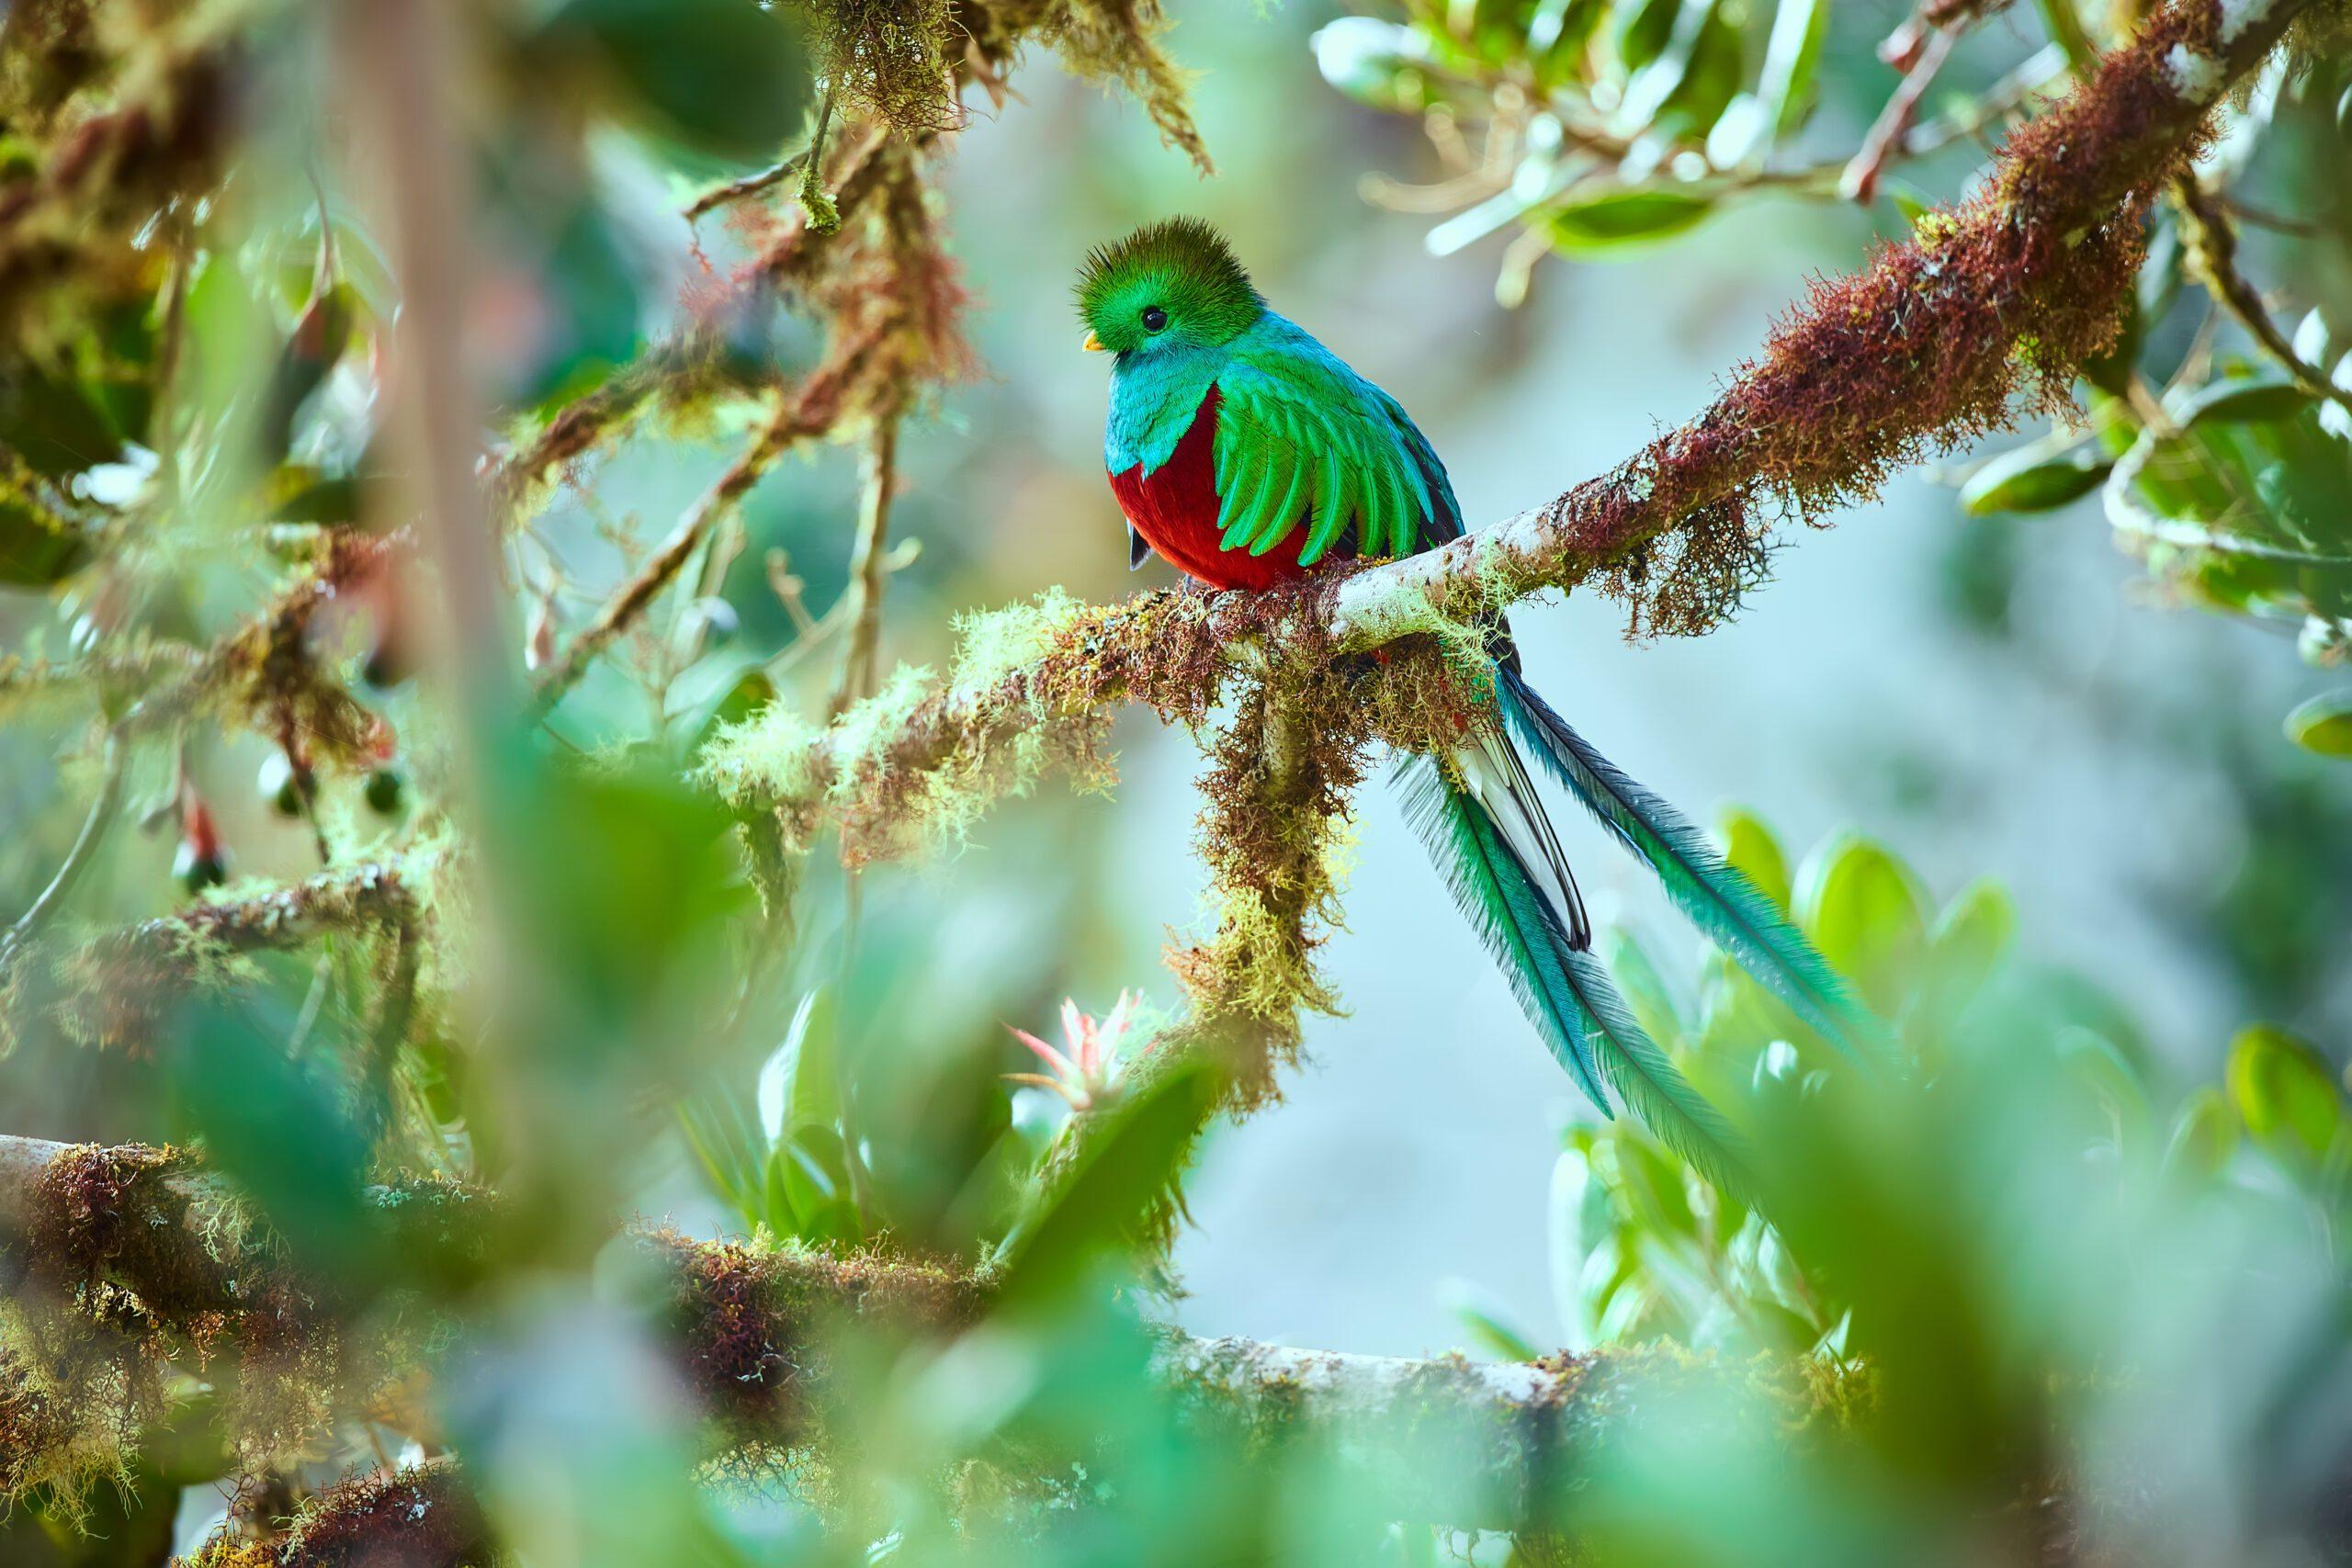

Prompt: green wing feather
[1396,751,1758,1199]
[1213,327,1446,567]
[1496,668,1892,1068]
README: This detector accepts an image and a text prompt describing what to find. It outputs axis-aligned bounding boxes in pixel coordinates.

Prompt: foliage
[1321,0,2352,739]
[0,0,2347,1564]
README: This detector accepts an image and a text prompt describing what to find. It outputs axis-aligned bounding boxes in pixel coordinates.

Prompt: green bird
[1077,218,1882,1192]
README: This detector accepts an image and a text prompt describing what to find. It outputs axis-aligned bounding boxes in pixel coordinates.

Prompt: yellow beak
[1082,330,1104,353]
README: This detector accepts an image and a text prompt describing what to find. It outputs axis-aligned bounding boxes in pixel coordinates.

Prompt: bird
[1076,217,1883,1194]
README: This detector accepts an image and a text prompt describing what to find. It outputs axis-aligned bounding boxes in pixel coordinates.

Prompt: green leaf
[262,463,362,525]
[1755,0,1828,138]
[2159,1086,2238,1185]
[1887,180,1933,229]
[1794,834,1926,1015]
[1548,1145,1603,1348]
[1611,0,1683,75]
[1960,440,2111,516]
[259,283,357,463]
[1918,879,2014,1024]
[1601,928,1686,1054]
[2177,378,2315,427]
[1616,0,1741,137]
[1440,1279,1544,1360]
[2225,1024,2343,1162]
[1544,189,1717,254]
[2058,1026,2153,1154]
[0,362,124,479]
[537,0,811,162]
[2283,691,2352,758]
[1715,807,1791,910]
[0,491,91,587]
[997,1057,1219,1303]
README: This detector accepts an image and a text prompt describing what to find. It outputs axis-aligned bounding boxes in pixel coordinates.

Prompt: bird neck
[1105,340,1225,479]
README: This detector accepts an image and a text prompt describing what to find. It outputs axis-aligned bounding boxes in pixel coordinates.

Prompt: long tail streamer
[1495,666,1890,1068]
[1396,750,1758,1201]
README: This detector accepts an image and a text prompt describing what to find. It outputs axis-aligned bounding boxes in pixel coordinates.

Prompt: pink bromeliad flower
[1004,991,1142,1111]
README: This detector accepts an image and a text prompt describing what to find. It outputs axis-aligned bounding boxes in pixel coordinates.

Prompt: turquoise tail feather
[1396,749,1758,1200]
[1493,666,1890,1069]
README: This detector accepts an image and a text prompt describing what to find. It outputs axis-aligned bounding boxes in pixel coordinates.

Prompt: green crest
[1075,217,1265,355]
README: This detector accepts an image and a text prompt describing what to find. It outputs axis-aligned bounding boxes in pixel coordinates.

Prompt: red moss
[1489,0,2266,640]
[187,1459,493,1568]
[648,1230,986,1449]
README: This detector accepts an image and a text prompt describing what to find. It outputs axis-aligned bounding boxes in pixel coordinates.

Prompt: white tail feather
[1453,731,1590,951]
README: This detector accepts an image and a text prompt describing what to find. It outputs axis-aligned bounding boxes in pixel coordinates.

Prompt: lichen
[183,1457,494,1568]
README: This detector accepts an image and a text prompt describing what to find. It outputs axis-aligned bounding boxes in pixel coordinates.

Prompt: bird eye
[1141,306,1169,333]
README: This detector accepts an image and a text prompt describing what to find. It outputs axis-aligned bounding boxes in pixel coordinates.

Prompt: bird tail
[1396,740,1756,1201]
[1492,665,1891,1068]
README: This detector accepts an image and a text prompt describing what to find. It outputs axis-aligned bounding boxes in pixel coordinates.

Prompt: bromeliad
[1077,218,1885,1195]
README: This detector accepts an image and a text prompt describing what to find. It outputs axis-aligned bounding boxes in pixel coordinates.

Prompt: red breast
[1106,387,1314,592]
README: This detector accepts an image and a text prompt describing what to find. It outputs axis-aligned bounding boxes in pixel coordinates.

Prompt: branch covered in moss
[0,1136,490,1503]
[712,0,2326,857]
[8,855,430,1052]
[1326,0,2326,651]
[1,1134,1855,1537]
[178,1458,493,1568]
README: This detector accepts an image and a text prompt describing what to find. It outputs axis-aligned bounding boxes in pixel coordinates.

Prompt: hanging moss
[183,1458,496,1568]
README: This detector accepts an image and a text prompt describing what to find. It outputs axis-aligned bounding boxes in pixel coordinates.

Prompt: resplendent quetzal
[1076,218,1879,1191]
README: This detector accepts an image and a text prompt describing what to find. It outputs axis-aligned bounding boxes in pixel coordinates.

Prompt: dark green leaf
[537,0,811,162]
[259,283,357,463]
[2178,378,2316,427]
[0,362,124,478]
[1960,441,2110,515]
[1544,189,1717,254]
[997,1057,1218,1304]
[2159,1086,2237,1185]
[0,491,91,586]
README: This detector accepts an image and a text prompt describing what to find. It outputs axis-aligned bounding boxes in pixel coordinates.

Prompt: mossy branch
[177,1458,492,1568]
[716,0,2323,856]
[1,1135,1857,1540]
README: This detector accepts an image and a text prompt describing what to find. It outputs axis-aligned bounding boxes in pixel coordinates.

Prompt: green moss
[947,589,1086,706]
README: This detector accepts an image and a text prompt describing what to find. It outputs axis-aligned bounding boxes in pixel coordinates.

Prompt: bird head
[1074,216,1264,358]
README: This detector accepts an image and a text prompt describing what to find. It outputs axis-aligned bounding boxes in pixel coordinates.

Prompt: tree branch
[2173,174,2352,413]
[2,729,127,961]
[715,0,2324,862]
[827,416,903,719]
[1,1136,1847,1540]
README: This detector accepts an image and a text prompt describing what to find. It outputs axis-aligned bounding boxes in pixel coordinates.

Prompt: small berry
[175,788,228,893]
[361,640,408,689]
[257,751,310,817]
[363,768,406,816]
[174,840,230,893]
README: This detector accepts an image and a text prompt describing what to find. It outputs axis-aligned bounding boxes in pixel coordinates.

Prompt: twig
[527,396,808,719]
[718,0,2319,842]
[3,728,128,960]
[2173,176,2352,414]
[684,152,807,224]
[1842,24,1962,204]
[827,417,901,719]
[2218,193,2331,237]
